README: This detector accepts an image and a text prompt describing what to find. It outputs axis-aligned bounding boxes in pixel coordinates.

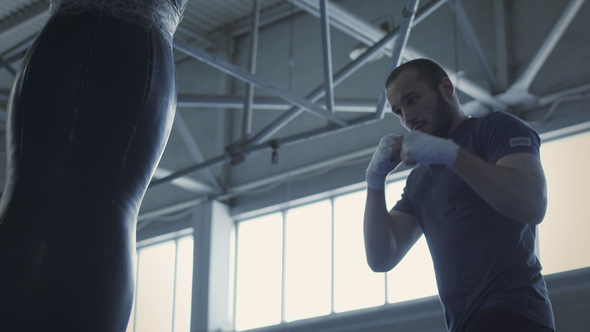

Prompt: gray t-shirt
[393,112,554,332]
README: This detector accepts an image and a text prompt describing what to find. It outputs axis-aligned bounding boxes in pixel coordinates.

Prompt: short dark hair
[385,58,449,92]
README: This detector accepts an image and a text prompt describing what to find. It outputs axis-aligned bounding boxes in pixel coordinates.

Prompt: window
[539,131,590,274]
[234,213,283,331]
[284,200,332,321]
[127,236,194,332]
[134,241,176,332]
[333,190,385,312]
[385,180,438,303]
[174,237,194,332]
[233,129,590,331]
[234,179,438,331]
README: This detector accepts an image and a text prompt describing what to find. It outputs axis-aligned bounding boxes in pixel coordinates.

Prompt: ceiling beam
[176,95,380,113]
[289,0,507,112]
[244,27,402,147]
[244,0,443,147]
[147,0,449,189]
[319,0,336,114]
[213,2,303,39]
[0,0,48,37]
[375,0,421,118]
[0,55,16,76]
[173,38,347,127]
[509,0,585,92]
[448,0,501,94]
[241,0,262,141]
[152,167,216,194]
[172,112,221,190]
[493,0,508,91]
[175,25,214,50]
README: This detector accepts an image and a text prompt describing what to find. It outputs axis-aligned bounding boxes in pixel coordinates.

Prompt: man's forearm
[452,148,547,224]
[364,188,397,272]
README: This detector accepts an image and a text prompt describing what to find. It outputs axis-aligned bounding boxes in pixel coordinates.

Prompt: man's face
[386,69,454,138]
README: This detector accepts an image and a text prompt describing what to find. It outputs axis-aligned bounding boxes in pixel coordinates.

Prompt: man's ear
[439,77,455,100]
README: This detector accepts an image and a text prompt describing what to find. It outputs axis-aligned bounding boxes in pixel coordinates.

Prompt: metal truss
[150,0,587,202]
[0,0,587,207]
[150,0,422,188]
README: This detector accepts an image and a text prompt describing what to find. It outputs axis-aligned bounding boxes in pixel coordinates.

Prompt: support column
[190,201,234,332]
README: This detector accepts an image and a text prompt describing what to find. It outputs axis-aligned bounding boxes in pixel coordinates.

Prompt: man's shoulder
[473,111,531,127]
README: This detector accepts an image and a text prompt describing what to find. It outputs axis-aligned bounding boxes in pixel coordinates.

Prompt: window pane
[126,258,137,332]
[539,131,590,274]
[284,200,332,322]
[334,190,386,313]
[135,241,176,332]
[387,237,437,303]
[235,213,283,331]
[174,237,194,332]
[385,180,438,303]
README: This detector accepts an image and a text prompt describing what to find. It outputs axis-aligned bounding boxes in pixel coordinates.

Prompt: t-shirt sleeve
[392,185,416,216]
[479,112,541,164]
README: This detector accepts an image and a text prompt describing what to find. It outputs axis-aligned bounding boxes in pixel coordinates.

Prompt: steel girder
[447,0,501,94]
[173,39,348,127]
[0,0,48,37]
[320,0,336,114]
[500,0,586,106]
[375,0,421,118]
[150,0,424,189]
[511,0,585,92]
[242,0,262,140]
[289,0,501,108]
[176,95,379,113]
[243,0,441,147]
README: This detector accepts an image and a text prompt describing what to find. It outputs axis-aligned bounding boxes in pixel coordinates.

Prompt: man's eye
[408,97,417,104]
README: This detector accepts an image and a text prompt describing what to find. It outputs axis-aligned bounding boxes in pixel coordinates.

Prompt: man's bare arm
[364,188,423,272]
[452,150,547,224]
[401,130,547,225]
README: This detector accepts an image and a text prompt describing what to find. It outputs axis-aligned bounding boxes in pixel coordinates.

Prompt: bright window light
[387,236,437,303]
[134,240,176,332]
[333,190,386,313]
[235,213,283,331]
[539,131,590,274]
[385,180,438,304]
[174,237,194,332]
[284,200,332,322]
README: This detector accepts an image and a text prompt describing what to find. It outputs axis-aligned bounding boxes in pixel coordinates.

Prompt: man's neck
[445,113,468,138]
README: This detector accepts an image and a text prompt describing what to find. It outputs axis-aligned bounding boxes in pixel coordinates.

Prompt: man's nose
[402,109,416,127]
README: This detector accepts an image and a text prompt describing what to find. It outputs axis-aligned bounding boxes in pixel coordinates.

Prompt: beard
[431,92,454,138]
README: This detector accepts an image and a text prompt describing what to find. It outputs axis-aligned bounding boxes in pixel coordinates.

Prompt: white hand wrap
[366,134,402,190]
[402,130,460,168]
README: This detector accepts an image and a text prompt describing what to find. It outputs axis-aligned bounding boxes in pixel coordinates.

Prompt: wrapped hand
[366,134,402,190]
[402,130,460,168]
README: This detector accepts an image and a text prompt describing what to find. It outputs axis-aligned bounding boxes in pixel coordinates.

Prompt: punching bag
[0,0,185,330]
